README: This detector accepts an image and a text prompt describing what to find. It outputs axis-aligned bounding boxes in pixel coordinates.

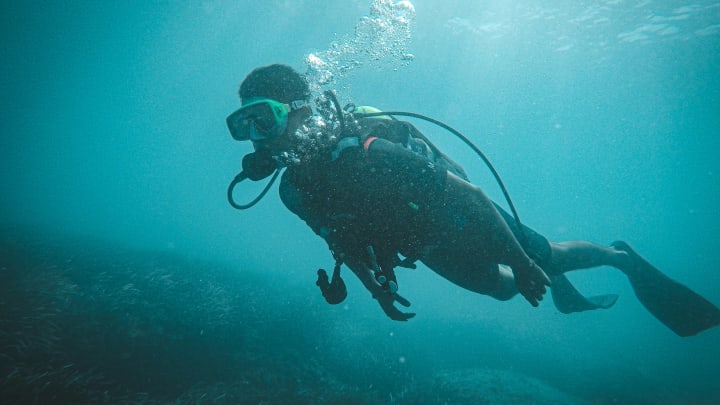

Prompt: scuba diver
[225,64,720,337]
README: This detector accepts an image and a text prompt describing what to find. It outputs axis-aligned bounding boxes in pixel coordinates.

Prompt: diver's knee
[489,289,517,301]
[486,267,517,301]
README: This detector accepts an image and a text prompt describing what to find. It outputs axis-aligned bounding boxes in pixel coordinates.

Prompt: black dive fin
[612,241,720,337]
[550,274,619,314]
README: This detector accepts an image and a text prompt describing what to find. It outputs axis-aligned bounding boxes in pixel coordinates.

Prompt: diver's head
[239,64,310,106]
[227,64,312,152]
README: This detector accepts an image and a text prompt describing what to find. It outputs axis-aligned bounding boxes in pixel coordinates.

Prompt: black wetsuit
[279,118,551,272]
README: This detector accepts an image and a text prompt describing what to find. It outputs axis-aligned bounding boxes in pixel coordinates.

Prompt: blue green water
[2,1,719,403]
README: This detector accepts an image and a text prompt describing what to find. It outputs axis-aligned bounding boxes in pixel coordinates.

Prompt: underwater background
[1,0,719,403]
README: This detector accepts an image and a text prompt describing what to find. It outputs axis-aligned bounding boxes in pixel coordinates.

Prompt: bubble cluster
[284,93,344,166]
[305,0,416,92]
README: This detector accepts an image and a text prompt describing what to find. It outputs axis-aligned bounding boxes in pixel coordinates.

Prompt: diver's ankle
[609,248,634,274]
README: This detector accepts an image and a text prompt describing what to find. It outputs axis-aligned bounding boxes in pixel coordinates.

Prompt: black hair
[239,64,310,104]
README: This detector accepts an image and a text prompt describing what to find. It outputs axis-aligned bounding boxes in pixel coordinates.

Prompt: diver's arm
[443,172,551,306]
[342,256,415,321]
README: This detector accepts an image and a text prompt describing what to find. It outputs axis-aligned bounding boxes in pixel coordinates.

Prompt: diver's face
[287,106,312,134]
[253,106,312,154]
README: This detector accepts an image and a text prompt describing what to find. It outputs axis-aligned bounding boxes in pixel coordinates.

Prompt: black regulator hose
[358,110,529,248]
[227,169,281,210]
[227,149,283,210]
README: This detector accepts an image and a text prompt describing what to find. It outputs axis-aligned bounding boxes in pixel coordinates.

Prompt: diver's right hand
[512,259,551,307]
[374,290,416,321]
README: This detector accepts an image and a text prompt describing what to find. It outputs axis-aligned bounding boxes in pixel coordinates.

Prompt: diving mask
[226,98,309,142]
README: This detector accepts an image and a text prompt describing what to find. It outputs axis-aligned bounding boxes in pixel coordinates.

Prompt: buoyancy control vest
[332,112,469,181]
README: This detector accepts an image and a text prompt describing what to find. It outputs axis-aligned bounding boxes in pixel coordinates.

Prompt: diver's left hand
[512,260,551,307]
[374,290,415,321]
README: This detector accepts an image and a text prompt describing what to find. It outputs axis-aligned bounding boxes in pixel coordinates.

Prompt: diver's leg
[544,241,627,313]
[419,250,519,301]
[551,240,720,335]
[547,240,632,275]
[436,173,549,305]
